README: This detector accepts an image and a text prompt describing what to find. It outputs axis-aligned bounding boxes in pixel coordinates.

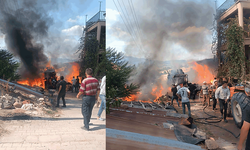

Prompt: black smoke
[0,0,55,79]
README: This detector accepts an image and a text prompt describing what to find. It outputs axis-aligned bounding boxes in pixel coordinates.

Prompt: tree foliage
[106,47,139,99]
[0,49,20,81]
[79,36,105,78]
[221,17,246,81]
[106,47,139,113]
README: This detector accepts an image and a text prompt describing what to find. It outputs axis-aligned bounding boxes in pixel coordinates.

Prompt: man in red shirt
[77,68,100,131]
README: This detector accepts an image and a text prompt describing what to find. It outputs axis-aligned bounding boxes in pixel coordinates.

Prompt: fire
[65,62,80,83]
[151,86,163,102]
[168,87,171,92]
[17,61,80,89]
[17,78,44,88]
[122,85,167,103]
[192,62,214,84]
[123,93,139,101]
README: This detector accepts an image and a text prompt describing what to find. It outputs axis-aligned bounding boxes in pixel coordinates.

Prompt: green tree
[0,49,20,81]
[79,37,99,77]
[223,17,246,81]
[106,47,139,104]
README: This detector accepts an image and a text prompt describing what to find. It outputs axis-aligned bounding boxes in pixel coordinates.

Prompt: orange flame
[122,85,167,103]
[17,61,80,89]
[192,62,214,85]
[65,62,80,83]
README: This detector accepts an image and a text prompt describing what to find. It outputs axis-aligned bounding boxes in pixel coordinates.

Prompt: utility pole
[99,1,102,11]
[215,0,217,12]
[85,15,88,27]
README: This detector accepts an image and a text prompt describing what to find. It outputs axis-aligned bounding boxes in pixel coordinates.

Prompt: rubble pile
[0,82,55,117]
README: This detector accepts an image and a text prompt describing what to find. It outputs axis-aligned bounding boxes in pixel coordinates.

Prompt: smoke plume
[0,0,55,79]
[110,0,215,99]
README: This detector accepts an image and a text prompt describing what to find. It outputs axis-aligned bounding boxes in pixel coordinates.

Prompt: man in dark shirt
[56,76,67,107]
[171,84,180,107]
[238,108,250,150]
[76,76,80,92]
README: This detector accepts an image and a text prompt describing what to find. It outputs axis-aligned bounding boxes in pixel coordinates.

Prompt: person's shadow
[90,124,106,131]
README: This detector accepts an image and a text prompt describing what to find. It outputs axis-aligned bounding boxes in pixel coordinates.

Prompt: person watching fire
[56,76,67,107]
[215,81,230,123]
[97,75,106,121]
[210,80,219,111]
[171,84,180,107]
[177,82,191,117]
[76,76,80,92]
[201,81,210,106]
[76,68,100,131]
[71,76,77,93]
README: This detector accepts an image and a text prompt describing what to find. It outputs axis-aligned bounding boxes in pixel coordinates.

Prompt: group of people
[71,76,80,93]
[56,68,106,131]
[201,79,230,123]
[171,78,231,122]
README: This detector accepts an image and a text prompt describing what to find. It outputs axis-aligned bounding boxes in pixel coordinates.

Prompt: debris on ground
[163,122,174,130]
[205,138,219,150]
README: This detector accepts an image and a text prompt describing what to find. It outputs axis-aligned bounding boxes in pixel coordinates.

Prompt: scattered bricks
[28,94,36,99]
[13,101,23,108]
[120,104,129,109]
[205,139,219,150]
[21,104,34,110]
[38,98,44,102]
[22,100,30,104]
[163,123,174,130]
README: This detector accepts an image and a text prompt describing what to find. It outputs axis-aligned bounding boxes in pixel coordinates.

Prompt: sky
[106,0,227,61]
[0,0,106,64]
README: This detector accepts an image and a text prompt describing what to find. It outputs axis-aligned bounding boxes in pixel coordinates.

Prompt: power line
[113,0,141,51]
[127,0,145,52]
[121,0,144,52]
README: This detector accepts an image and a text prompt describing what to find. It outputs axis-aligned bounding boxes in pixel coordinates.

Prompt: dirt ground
[172,97,241,149]
[107,96,241,149]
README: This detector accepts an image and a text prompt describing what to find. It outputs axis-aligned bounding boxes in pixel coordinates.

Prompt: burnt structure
[44,68,57,90]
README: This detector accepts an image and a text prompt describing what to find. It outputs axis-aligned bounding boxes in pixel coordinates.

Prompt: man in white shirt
[71,76,76,93]
[97,76,106,121]
[177,82,191,117]
[215,81,230,123]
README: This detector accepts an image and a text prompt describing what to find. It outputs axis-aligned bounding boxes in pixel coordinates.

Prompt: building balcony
[86,11,106,30]
[217,0,238,17]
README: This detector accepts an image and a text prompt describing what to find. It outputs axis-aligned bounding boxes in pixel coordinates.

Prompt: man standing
[215,81,230,123]
[97,75,106,121]
[177,82,191,117]
[77,68,100,131]
[171,84,180,107]
[201,81,210,106]
[210,80,219,111]
[238,108,250,150]
[71,76,76,93]
[56,76,67,107]
[76,76,80,92]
